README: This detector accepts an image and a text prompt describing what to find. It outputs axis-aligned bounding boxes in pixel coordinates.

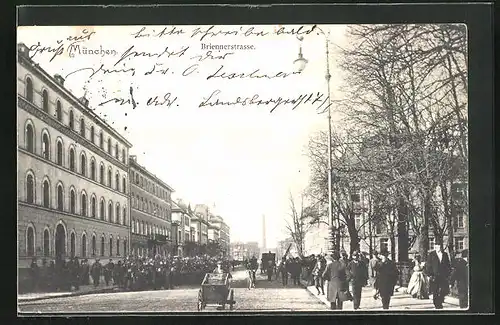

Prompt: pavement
[300,278,461,310]
[18,283,119,302]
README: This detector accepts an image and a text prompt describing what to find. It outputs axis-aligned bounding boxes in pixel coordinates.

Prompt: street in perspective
[18,22,468,313]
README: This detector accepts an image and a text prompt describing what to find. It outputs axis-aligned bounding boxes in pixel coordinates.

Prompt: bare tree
[284,192,317,258]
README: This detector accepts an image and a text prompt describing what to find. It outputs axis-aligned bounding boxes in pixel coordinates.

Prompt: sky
[17,24,348,249]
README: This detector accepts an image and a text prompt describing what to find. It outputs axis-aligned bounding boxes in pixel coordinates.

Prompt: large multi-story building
[171,200,193,256]
[129,156,174,257]
[220,221,231,256]
[192,204,210,245]
[17,43,132,276]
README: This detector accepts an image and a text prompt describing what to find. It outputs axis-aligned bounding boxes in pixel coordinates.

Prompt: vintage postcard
[17,23,469,313]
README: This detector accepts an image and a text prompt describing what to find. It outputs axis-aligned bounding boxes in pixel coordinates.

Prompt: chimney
[18,43,30,58]
[129,155,137,163]
[54,74,65,86]
[79,96,89,107]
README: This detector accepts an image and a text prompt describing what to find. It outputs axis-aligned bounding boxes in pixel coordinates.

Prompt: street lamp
[294,25,339,255]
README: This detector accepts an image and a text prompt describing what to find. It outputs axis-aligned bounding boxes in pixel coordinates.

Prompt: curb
[397,286,460,306]
[18,287,119,303]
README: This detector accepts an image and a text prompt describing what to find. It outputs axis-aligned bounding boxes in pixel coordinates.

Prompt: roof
[129,157,175,192]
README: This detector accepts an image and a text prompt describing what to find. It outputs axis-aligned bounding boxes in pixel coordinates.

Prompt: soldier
[91,259,102,287]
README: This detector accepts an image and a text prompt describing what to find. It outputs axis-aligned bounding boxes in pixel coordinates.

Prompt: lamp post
[294,26,339,255]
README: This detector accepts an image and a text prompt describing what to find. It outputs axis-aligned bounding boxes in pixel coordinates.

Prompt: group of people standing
[309,244,468,310]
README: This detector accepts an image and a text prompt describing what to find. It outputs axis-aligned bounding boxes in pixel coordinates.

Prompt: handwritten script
[27,25,330,114]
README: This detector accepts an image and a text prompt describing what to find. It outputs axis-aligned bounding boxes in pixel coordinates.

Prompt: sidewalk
[18,284,119,303]
[300,279,461,310]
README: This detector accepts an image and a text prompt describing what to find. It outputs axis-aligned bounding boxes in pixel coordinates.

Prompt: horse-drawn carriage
[197,273,235,311]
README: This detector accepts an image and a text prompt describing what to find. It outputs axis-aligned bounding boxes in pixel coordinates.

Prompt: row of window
[24,77,127,164]
[25,172,127,225]
[131,218,171,238]
[24,121,127,195]
[25,224,127,258]
[131,170,171,202]
[131,193,171,221]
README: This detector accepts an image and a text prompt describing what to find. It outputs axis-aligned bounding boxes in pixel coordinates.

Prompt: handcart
[197,273,235,311]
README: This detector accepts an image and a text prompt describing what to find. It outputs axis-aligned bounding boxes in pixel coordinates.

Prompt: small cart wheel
[197,290,203,311]
[229,289,235,310]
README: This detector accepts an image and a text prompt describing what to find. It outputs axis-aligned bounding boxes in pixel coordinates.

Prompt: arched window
[116,204,120,224]
[82,234,87,257]
[42,132,50,160]
[99,131,104,149]
[123,208,127,226]
[42,89,49,113]
[43,229,50,256]
[109,237,113,256]
[26,123,34,153]
[107,138,111,154]
[123,240,127,256]
[90,159,96,180]
[101,236,105,256]
[141,197,145,211]
[108,202,113,223]
[90,126,95,143]
[26,226,35,256]
[26,173,34,203]
[122,177,127,194]
[108,169,112,187]
[56,140,63,166]
[70,188,76,214]
[57,184,63,211]
[122,149,126,163]
[116,238,120,256]
[132,219,135,233]
[42,179,50,208]
[80,118,85,137]
[70,232,75,257]
[26,77,34,102]
[92,235,96,256]
[115,143,119,159]
[100,199,105,220]
[56,101,62,122]
[115,172,120,191]
[69,148,75,171]
[81,192,87,216]
[91,196,96,218]
[135,174,139,184]
[69,110,74,130]
[99,164,105,184]
[80,153,87,176]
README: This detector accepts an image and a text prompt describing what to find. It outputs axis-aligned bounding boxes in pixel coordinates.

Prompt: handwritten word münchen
[113,45,189,66]
[199,89,331,113]
[206,65,300,80]
[68,44,117,57]
[201,44,255,51]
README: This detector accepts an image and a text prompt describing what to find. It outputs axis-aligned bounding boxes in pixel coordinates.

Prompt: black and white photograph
[17,19,473,314]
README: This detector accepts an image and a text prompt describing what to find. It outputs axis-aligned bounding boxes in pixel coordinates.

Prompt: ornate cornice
[18,95,129,172]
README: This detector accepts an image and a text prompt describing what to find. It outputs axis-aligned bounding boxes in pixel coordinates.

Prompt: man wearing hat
[91,258,102,287]
[374,249,398,309]
[450,249,468,309]
[425,243,451,309]
[322,251,349,310]
[347,250,369,310]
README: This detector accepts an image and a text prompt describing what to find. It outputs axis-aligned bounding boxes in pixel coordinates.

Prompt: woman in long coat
[322,251,349,310]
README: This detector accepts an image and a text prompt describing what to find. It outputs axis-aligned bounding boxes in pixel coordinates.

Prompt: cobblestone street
[18,269,326,313]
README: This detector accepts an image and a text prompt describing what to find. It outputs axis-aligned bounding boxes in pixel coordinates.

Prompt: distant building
[129,156,174,257]
[171,200,192,256]
[230,241,259,261]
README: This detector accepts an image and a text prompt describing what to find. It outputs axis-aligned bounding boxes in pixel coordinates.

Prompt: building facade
[129,156,174,257]
[193,204,210,245]
[17,43,132,272]
[230,241,259,261]
[171,200,192,256]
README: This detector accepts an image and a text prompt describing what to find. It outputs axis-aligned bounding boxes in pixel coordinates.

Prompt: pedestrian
[29,257,39,292]
[266,258,274,281]
[450,249,468,309]
[322,251,349,310]
[105,259,114,286]
[374,249,398,310]
[425,243,451,309]
[312,256,325,295]
[406,255,429,299]
[91,259,102,287]
[71,257,80,290]
[347,251,369,310]
[279,257,288,286]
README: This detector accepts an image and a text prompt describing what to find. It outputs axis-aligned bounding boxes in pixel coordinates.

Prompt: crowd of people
[27,254,233,293]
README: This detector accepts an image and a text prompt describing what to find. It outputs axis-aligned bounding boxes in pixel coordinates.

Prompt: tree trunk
[397,196,409,262]
[420,191,431,261]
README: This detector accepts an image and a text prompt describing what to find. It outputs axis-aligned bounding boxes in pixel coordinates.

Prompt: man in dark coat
[80,259,90,285]
[279,257,288,286]
[71,257,80,290]
[104,259,114,286]
[425,243,451,309]
[450,249,468,309]
[91,259,102,287]
[322,251,349,310]
[374,250,398,309]
[29,257,39,292]
[347,251,369,310]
